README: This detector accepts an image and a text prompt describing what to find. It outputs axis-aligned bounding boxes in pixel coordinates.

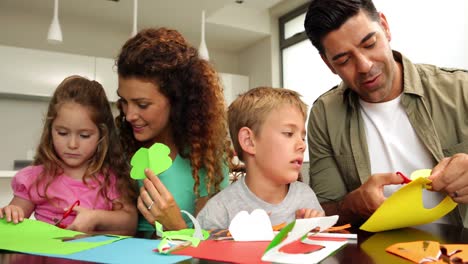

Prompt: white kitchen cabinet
[0,45,249,104]
[0,45,95,98]
[0,45,118,102]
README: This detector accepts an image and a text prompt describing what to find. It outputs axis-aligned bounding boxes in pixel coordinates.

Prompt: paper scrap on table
[386,241,468,263]
[360,170,457,232]
[130,143,172,179]
[360,227,443,264]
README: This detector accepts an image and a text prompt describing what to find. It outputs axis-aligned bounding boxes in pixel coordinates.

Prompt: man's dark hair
[304,0,379,54]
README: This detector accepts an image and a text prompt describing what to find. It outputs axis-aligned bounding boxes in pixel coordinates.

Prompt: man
[304,0,468,226]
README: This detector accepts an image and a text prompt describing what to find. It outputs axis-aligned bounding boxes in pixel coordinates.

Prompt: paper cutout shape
[442,244,468,262]
[174,215,348,263]
[279,240,324,254]
[262,215,348,264]
[228,209,274,241]
[130,143,172,179]
[386,241,468,263]
[156,210,209,254]
[386,241,440,263]
[360,173,457,232]
[0,218,125,255]
[360,227,444,264]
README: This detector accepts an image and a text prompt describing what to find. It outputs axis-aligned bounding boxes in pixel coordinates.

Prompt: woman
[115,27,234,231]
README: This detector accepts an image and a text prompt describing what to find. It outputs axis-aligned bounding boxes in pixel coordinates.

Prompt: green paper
[130,143,173,180]
[156,221,209,253]
[0,218,125,255]
[264,220,296,253]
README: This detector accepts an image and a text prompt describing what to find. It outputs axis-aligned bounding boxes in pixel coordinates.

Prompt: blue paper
[41,237,192,264]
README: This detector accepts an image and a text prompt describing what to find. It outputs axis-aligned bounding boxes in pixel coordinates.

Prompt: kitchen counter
[0,171,16,178]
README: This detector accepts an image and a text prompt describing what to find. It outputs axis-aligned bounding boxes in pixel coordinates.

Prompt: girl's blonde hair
[228,86,308,161]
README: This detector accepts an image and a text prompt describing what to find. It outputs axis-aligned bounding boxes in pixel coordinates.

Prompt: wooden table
[1,223,467,264]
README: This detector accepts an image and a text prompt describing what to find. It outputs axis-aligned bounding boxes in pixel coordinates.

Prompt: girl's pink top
[12,165,120,226]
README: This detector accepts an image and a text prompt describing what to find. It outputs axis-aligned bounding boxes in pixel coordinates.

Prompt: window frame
[278,3,309,86]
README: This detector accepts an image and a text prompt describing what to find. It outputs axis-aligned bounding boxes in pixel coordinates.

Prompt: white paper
[228,209,274,241]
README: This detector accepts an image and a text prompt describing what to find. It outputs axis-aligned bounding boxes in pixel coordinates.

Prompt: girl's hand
[295,208,325,219]
[0,197,34,224]
[0,205,25,224]
[67,206,98,232]
[137,169,187,230]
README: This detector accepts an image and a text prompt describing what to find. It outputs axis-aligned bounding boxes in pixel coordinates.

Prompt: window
[279,4,341,162]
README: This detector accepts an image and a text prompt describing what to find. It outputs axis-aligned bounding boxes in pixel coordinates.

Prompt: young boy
[197,87,324,230]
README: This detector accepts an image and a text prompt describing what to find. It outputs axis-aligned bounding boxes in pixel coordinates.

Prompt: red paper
[173,240,271,264]
[279,239,324,254]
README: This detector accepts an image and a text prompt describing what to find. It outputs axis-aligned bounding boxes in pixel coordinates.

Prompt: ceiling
[0,0,285,57]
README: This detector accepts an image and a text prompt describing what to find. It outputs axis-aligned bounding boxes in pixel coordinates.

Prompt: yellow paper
[360,176,457,232]
[409,169,432,180]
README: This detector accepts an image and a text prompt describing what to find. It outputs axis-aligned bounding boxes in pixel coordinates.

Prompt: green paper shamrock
[130,143,172,180]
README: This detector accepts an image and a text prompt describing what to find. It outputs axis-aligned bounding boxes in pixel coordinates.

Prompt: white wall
[0,98,48,169]
[375,0,468,69]
[239,36,273,89]
[210,49,241,74]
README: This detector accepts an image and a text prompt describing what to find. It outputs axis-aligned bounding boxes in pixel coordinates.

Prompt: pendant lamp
[131,0,138,37]
[47,0,62,43]
[199,10,210,61]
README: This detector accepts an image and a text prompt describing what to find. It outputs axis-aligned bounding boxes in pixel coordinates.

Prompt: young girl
[0,76,138,235]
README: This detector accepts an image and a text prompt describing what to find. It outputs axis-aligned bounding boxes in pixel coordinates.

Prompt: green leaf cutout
[130,143,172,180]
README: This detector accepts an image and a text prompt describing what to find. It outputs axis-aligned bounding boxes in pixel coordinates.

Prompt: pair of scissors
[53,200,80,228]
[396,171,412,184]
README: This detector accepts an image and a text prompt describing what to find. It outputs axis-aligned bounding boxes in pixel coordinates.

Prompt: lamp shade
[131,0,138,37]
[199,10,209,60]
[47,0,62,43]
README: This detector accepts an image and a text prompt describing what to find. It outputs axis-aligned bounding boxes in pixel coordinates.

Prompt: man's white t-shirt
[359,95,450,224]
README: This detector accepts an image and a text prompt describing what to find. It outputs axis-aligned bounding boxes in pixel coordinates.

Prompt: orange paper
[386,241,440,262]
[386,241,468,263]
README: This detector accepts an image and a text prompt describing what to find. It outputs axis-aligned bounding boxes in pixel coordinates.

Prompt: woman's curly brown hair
[115,27,237,196]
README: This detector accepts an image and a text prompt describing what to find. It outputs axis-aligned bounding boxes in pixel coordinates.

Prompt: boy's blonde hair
[228,87,308,161]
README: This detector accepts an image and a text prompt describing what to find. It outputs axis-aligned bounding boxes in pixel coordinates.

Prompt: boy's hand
[0,205,25,224]
[295,208,325,219]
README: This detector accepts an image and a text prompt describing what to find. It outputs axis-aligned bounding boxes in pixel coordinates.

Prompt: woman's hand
[137,169,187,230]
